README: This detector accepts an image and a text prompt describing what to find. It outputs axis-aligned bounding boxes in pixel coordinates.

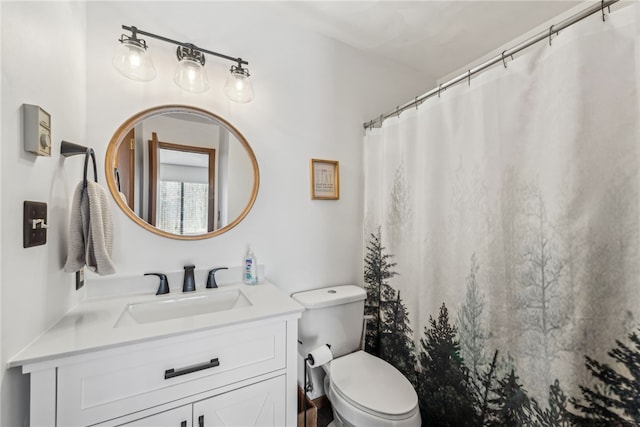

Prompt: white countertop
[8,281,303,369]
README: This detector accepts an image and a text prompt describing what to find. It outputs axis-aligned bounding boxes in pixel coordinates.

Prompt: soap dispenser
[243,247,258,285]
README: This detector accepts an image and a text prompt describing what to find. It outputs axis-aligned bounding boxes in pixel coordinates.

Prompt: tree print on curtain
[364,229,640,426]
[364,228,417,385]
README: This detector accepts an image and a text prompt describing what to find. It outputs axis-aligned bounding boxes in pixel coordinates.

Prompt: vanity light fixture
[113,25,254,102]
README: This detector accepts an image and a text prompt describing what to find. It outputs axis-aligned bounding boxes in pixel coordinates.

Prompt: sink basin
[115,289,252,327]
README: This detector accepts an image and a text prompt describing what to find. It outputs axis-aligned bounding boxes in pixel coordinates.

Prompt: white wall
[84,0,426,291]
[0,1,427,424]
[1,2,86,426]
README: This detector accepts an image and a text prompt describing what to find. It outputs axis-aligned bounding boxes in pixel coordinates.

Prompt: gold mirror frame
[105,105,259,240]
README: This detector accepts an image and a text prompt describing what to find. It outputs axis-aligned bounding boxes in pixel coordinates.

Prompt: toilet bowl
[324,351,420,427]
[291,285,421,427]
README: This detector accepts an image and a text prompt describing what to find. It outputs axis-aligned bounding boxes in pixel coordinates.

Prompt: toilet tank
[291,285,366,359]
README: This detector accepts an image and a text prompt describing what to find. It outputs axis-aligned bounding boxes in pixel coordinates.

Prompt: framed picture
[310,159,339,200]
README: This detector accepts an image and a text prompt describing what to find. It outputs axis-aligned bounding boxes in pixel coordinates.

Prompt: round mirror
[105,105,259,240]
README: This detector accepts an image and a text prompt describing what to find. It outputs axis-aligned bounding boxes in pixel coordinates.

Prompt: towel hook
[61,140,98,192]
[82,148,97,190]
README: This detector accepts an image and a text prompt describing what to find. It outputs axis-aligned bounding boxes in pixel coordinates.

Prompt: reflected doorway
[149,132,216,235]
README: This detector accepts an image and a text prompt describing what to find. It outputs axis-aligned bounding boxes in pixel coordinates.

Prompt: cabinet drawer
[57,322,286,426]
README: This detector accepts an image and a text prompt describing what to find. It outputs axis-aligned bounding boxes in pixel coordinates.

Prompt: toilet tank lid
[291,285,366,309]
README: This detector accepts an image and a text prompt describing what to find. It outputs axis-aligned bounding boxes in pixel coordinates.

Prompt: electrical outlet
[76,268,85,290]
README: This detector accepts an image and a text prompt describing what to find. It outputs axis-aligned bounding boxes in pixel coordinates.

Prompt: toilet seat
[328,351,419,421]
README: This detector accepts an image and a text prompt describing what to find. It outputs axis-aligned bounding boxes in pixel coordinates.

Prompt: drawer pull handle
[198,415,205,427]
[165,358,220,379]
[181,422,187,427]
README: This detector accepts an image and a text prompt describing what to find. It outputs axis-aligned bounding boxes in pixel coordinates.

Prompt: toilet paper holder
[303,344,331,427]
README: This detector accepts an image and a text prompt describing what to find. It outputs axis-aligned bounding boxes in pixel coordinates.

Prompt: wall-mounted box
[23,104,52,156]
[24,201,48,248]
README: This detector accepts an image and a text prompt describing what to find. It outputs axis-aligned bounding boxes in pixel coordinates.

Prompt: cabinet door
[119,405,192,427]
[194,376,286,427]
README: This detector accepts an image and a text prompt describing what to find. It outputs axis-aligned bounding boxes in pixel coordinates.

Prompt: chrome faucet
[183,264,196,292]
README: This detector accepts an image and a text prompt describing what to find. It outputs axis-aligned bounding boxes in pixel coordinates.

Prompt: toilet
[292,285,421,427]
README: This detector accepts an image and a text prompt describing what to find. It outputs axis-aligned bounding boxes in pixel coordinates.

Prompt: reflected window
[157,181,209,235]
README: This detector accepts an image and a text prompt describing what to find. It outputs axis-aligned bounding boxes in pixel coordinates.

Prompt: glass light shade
[224,70,255,103]
[173,59,209,93]
[112,41,157,82]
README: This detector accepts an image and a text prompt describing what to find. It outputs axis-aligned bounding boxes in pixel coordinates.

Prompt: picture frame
[310,159,339,200]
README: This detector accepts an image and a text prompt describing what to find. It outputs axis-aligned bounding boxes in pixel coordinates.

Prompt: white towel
[118,191,128,204]
[64,181,116,275]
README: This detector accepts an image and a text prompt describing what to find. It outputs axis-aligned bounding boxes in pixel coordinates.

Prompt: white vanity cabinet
[123,375,285,427]
[21,315,299,427]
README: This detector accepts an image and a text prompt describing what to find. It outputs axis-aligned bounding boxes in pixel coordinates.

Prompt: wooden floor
[299,389,333,427]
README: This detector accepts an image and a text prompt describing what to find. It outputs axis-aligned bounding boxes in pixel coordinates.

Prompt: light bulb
[112,39,156,82]
[174,58,209,93]
[224,66,254,103]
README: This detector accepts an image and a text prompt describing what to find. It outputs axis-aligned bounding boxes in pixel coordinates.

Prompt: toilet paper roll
[307,344,333,367]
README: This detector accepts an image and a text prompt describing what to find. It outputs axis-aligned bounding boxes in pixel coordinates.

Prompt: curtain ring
[502,51,508,68]
[548,25,554,46]
[379,115,384,126]
[468,70,472,86]
[438,83,443,98]
[415,96,419,110]
[396,106,400,118]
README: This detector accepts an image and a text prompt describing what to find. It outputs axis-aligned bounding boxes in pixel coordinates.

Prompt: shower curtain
[363,5,639,426]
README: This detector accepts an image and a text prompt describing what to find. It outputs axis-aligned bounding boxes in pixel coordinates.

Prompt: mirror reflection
[106,105,259,240]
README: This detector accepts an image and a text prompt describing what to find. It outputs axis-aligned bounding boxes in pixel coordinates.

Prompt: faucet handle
[145,273,170,295]
[206,267,228,289]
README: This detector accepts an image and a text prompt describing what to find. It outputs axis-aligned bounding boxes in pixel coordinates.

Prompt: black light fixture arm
[122,25,248,66]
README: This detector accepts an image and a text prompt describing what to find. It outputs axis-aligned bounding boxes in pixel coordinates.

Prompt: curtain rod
[364,0,619,130]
